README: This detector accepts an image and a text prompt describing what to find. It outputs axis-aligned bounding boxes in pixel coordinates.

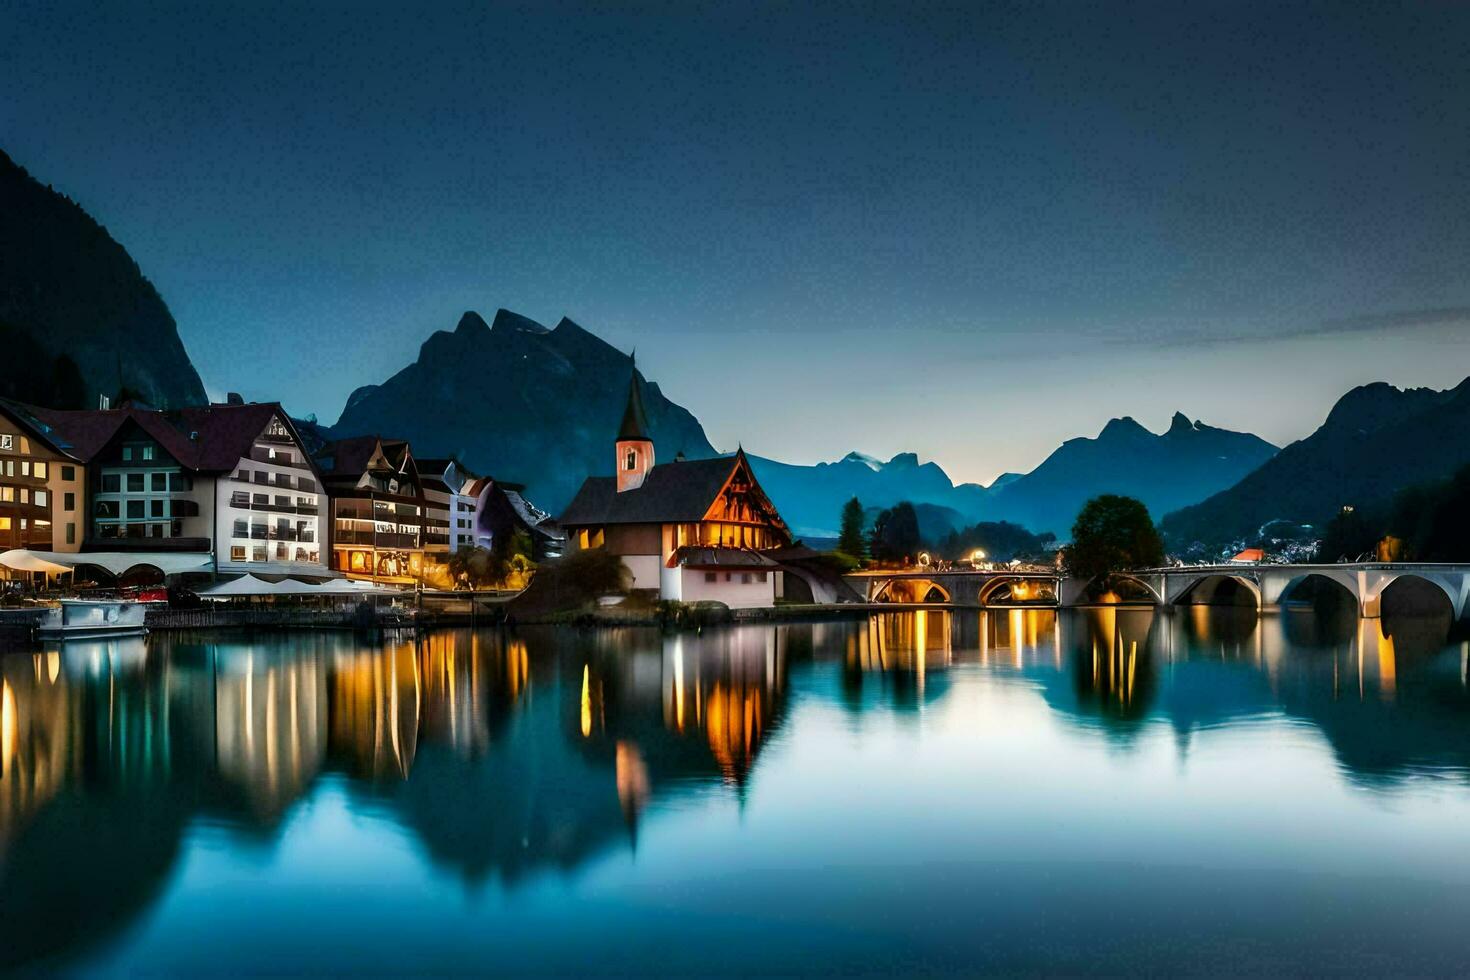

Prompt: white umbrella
[199,574,292,599]
[0,549,74,575]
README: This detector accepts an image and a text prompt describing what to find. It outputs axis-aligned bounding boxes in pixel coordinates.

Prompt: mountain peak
[839,451,882,471]
[1099,416,1151,440]
[1166,411,1195,436]
[454,311,490,335]
[885,452,921,469]
[489,308,550,335]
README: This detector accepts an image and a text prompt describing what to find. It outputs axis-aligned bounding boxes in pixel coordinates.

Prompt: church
[558,368,792,608]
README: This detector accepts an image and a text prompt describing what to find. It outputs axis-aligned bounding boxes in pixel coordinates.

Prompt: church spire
[615,354,655,492]
[617,354,651,442]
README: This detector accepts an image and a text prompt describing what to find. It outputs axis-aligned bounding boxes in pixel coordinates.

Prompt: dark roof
[617,368,651,442]
[314,435,412,478]
[669,546,777,569]
[0,398,83,459]
[559,455,739,526]
[21,401,311,475]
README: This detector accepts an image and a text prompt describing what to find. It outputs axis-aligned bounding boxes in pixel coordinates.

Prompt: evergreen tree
[837,497,866,558]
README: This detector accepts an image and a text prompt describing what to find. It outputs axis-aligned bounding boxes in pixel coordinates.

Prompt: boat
[36,599,150,639]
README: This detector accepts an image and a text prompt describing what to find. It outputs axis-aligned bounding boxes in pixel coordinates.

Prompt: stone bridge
[847,563,1470,620]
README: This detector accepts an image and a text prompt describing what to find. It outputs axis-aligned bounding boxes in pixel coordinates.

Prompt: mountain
[981,413,1279,537]
[0,148,206,409]
[1163,379,1470,546]
[328,310,716,511]
[746,451,988,539]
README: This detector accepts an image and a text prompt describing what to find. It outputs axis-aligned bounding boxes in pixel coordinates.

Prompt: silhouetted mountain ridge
[1163,378,1470,545]
[328,309,716,510]
[981,414,1279,536]
[0,148,206,409]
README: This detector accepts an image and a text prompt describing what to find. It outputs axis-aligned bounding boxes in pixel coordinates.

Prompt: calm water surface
[2,608,1470,975]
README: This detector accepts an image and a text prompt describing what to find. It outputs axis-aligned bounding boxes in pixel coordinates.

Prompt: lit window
[34,490,45,508]
[34,462,47,479]
[625,450,636,470]
[231,546,246,561]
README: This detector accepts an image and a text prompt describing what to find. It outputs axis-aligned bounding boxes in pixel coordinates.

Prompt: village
[0,367,860,637]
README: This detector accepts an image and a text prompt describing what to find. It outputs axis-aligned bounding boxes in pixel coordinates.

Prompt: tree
[868,501,921,563]
[1065,495,1164,582]
[837,497,866,558]
[1313,506,1381,563]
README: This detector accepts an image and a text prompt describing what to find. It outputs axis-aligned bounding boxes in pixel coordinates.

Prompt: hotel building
[1,398,328,580]
[315,436,427,584]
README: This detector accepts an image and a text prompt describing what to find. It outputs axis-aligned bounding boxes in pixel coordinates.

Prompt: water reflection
[0,607,1467,971]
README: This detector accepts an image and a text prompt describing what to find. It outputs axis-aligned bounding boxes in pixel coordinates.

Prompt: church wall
[605,523,660,555]
[622,553,662,591]
[678,567,776,609]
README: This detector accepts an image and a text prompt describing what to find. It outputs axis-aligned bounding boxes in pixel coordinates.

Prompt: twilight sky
[6,0,1468,485]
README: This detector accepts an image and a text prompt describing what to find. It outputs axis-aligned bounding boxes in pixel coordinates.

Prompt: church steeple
[615,354,655,492]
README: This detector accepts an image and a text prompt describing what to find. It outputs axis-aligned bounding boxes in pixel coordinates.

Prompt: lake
[2,608,1469,975]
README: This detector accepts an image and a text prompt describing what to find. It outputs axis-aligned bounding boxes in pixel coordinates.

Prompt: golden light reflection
[580,665,592,738]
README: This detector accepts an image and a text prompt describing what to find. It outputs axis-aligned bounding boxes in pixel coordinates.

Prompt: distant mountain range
[981,413,1279,538]
[327,310,715,511]
[1162,379,1470,545]
[0,149,206,409]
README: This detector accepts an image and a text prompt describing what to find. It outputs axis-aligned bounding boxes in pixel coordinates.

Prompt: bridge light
[972,549,986,564]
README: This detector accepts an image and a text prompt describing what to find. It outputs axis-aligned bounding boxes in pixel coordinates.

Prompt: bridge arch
[1168,574,1261,609]
[872,578,951,604]
[978,577,1057,607]
[1377,573,1460,620]
[1070,574,1163,605]
[1274,572,1360,612]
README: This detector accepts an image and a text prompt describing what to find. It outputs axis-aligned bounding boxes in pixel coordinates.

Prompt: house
[0,397,329,582]
[558,369,791,609]
[0,399,87,554]
[314,436,426,584]
[418,457,479,558]
[1229,548,1266,565]
[462,475,565,561]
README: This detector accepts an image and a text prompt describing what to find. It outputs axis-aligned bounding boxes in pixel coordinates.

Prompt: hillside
[0,149,206,409]
[1163,379,1470,546]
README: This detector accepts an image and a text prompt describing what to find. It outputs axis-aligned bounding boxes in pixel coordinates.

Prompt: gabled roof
[0,398,84,460]
[559,452,788,540]
[20,401,313,475]
[560,455,737,526]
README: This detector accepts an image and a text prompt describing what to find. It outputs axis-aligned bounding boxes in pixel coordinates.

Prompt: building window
[151,473,167,491]
[34,490,45,508]
[126,500,144,519]
[231,545,246,561]
[65,523,75,545]
[127,473,144,492]
[625,450,636,470]
[61,466,74,481]
[705,572,717,583]
[34,462,47,479]
[20,461,30,477]
[233,519,248,537]
[63,492,74,511]
[150,500,165,518]
[101,473,120,493]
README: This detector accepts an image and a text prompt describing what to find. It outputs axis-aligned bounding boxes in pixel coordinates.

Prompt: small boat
[37,599,150,639]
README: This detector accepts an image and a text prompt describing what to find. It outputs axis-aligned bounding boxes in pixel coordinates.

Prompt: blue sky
[5,0,1468,484]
